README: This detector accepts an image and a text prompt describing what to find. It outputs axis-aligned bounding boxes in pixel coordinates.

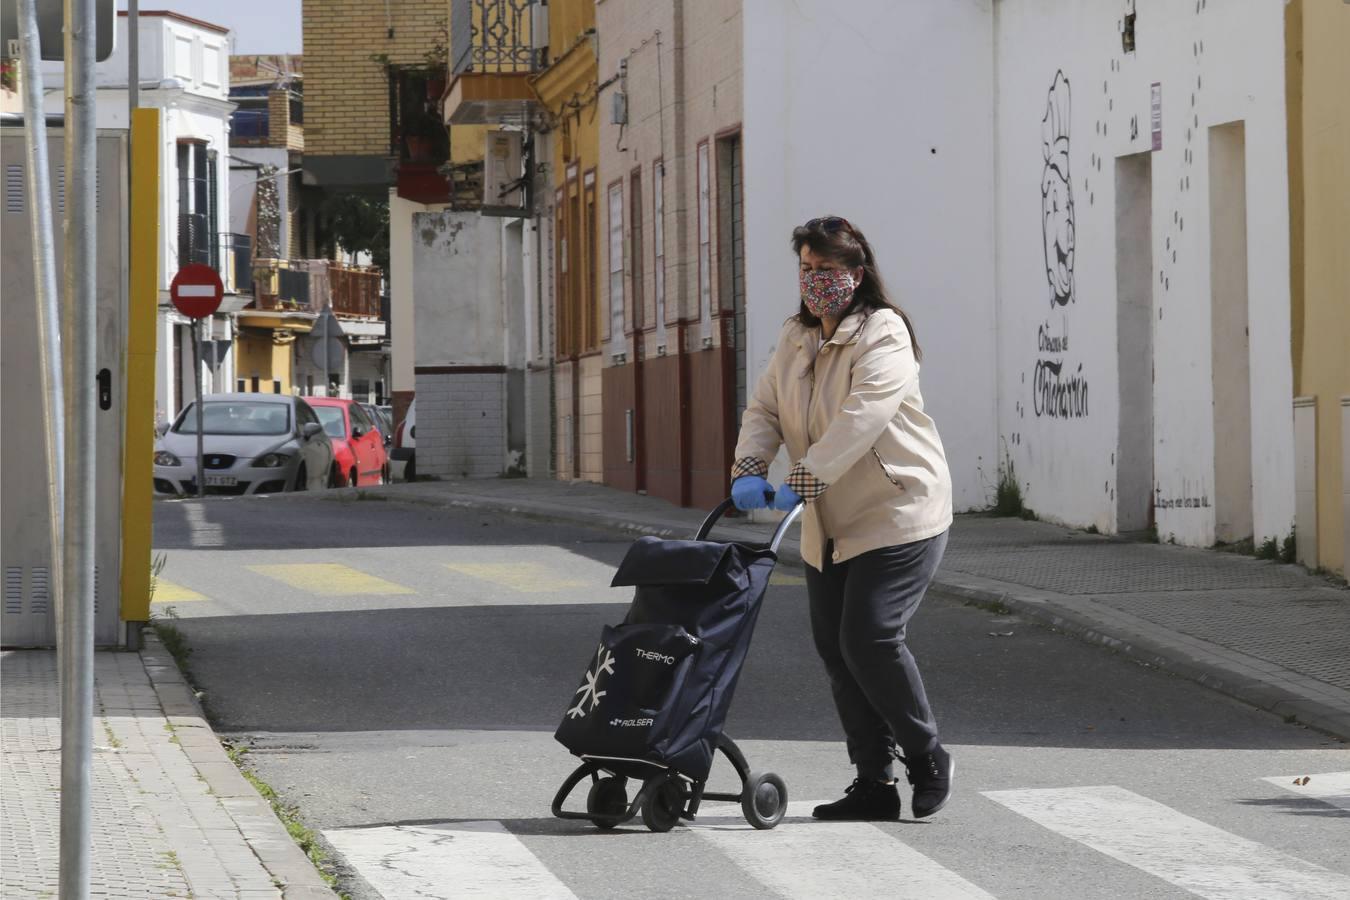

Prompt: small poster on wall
[1151,82,1163,151]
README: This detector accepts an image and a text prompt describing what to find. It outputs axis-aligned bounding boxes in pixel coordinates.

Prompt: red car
[306,397,390,487]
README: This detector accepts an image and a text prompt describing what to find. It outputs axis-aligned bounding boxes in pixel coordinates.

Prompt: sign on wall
[1150,82,1163,151]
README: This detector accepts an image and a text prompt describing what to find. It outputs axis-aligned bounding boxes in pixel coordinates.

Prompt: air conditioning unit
[531,1,549,52]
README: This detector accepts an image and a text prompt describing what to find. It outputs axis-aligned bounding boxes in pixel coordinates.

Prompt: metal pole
[127,0,138,111]
[322,307,330,397]
[17,0,67,647]
[59,0,96,893]
[194,319,205,498]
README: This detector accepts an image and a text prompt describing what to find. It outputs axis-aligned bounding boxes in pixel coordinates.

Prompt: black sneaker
[904,745,954,818]
[811,777,901,821]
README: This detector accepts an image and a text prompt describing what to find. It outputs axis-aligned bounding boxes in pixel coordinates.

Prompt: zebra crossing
[322,772,1350,900]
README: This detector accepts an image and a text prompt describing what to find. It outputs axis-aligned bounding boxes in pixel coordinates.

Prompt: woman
[730,216,954,821]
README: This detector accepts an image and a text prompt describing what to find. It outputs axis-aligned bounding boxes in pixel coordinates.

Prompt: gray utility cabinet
[1,126,127,648]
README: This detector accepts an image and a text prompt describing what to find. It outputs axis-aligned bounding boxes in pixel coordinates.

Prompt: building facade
[39,11,241,425]
[595,0,745,509]
[1287,0,1350,575]
[742,0,1299,555]
[301,0,449,426]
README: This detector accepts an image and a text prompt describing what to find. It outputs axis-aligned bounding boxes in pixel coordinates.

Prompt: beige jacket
[732,307,953,570]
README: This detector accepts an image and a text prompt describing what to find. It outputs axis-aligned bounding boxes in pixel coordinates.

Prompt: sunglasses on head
[804,216,854,234]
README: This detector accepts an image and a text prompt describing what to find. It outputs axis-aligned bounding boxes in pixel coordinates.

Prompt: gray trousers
[805,531,948,780]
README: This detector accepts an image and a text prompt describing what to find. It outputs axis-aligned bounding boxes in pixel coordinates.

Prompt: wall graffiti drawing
[1041,69,1075,308]
[1030,69,1090,419]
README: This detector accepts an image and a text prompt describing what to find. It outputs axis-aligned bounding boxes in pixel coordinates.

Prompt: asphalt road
[153,493,1350,900]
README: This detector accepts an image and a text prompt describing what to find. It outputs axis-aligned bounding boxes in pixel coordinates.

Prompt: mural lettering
[1030,70,1091,419]
[1033,359,1089,418]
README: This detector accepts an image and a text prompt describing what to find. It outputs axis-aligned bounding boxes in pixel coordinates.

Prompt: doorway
[1208,122,1253,543]
[1115,152,1154,533]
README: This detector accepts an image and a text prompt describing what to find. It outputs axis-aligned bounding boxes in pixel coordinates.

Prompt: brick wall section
[267,90,305,152]
[415,371,507,477]
[302,0,446,159]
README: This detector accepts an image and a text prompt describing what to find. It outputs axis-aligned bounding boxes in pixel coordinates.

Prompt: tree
[318,192,389,275]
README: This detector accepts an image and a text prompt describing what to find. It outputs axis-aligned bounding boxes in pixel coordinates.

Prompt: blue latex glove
[772,482,802,511]
[731,475,773,510]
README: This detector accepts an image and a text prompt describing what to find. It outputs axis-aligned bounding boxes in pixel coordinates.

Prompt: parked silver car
[153,394,336,496]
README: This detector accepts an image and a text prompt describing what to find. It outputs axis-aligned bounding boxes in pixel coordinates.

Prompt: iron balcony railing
[251,260,382,318]
[451,0,542,76]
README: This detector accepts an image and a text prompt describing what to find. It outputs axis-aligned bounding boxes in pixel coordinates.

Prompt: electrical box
[612,91,628,126]
[482,129,525,217]
[1,126,127,647]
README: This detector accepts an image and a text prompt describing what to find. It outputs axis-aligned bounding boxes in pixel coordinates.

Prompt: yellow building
[531,1,601,481]
[1287,0,1350,575]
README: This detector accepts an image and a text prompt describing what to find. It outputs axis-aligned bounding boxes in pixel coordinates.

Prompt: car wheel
[348,467,359,489]
[327,464,339,489]
[293,465,307,492]
[380,464,390,485]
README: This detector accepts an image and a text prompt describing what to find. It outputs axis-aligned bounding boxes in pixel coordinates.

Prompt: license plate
[204,475,237,487]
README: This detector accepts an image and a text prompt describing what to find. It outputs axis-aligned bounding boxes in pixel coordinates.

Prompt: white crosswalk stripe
[1261,771,1350,813]
[984,784,1350,900]
[690,801,996,899]
[323,821,578,900]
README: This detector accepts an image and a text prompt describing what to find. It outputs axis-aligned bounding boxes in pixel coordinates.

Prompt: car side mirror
[352,426,365,439]
[302,422,322,439]
[383,433,393,448]
[155,422,169,437]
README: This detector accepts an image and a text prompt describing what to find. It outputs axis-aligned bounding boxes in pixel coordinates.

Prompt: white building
[743,0,1296,550]
[43,10,238,425]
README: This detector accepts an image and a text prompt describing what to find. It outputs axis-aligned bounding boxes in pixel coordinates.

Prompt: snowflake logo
[566,644,614,719]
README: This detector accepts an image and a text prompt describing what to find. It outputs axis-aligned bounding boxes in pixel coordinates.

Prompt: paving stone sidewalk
[0,643,333,898]
[354,477,1350,741]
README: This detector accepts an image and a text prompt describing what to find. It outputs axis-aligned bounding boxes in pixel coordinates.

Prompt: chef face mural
[1041,70,1075,307]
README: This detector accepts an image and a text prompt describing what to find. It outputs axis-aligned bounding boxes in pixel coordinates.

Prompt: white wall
[229,146,290,255]
[994,0,1295,545]
[411,210,505,367]
[741,0,998,511]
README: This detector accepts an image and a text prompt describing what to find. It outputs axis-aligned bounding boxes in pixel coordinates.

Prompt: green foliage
[1281,530,1297,565]
[318,193,390,275]
[993,453,1025,518]
[1256,536,1280,560]
[1085,524,1100,535]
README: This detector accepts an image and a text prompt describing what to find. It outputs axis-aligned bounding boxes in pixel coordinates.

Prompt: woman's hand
[731,475,773,510]
[771,483,802,511]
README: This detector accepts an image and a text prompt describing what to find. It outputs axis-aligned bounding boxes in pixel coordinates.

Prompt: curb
[140,633,337,898]
[361,485,1349,743]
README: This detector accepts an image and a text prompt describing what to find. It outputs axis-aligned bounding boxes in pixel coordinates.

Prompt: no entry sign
[169,264,224,319]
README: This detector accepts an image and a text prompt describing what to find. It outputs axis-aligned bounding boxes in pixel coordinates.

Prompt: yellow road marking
[444,562,594,594]
[770,573,806,586]
[151,579,206,602]
[247,564,415,596]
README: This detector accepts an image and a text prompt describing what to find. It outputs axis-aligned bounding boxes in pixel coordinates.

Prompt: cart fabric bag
[554,536,777,781]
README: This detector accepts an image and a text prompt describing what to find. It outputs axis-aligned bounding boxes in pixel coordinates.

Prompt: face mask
[800,269,856,318]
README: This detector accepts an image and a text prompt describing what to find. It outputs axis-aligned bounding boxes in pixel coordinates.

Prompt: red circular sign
[169,263,224,319]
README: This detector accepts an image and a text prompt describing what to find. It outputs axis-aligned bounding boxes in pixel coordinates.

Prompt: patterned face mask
[800,268,856,318]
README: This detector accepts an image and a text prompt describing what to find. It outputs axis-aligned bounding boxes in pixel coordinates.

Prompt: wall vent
[5,164,24,214]
[4,567,23,615]
[30,567,50,615]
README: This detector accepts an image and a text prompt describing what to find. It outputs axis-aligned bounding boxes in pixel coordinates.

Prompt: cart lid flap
[610,536,737,587]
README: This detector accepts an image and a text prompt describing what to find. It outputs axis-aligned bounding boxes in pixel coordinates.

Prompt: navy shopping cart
[551,496,804,832]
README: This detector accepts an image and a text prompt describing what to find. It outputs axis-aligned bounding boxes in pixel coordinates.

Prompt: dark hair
[791,217,922,361]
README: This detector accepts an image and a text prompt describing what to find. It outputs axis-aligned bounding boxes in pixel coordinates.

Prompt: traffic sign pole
[168,264,224,501]
[194,319,204,498]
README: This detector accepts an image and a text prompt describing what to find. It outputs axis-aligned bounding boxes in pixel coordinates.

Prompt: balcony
[443,0,544,126]
[250,260,384,320]
[178,216,253,294]
[391,67,452,204]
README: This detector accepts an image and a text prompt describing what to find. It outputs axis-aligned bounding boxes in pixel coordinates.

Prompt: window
[584,177,598,352]
[273,380,282,394]
[313,404,347,439]
[607,182,624,354]
[236,378,246,392]
[174,401,290,435]
[251,375,260,392]
[697,141,712,340]
[177,141,218,269]
[653,160,666,348]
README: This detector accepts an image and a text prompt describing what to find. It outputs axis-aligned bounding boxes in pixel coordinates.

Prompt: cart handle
[695,495,805,556]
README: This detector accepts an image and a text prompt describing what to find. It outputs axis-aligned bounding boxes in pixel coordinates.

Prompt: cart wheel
[641,778,683,833]
[586,776,628,829]
[742,772,787,830]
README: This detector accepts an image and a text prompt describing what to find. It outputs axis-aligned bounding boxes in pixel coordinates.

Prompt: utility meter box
[1,125,127,647]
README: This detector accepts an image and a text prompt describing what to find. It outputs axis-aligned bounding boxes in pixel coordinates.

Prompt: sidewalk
[0,641,333,898]
[361,477,1350,741]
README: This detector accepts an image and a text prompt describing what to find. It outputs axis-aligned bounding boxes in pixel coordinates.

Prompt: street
[151,494,1350,900]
